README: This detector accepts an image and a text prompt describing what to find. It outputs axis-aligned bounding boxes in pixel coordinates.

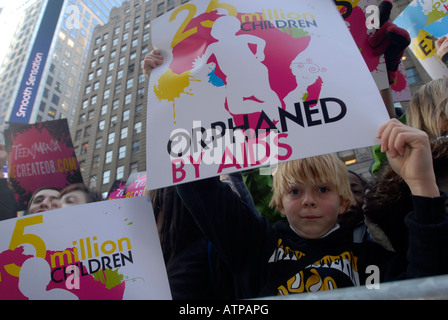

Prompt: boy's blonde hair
[407,78,448,138]
[269,153,356,210]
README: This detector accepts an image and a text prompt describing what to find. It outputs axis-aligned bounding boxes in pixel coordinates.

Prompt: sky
[0,0,32,65]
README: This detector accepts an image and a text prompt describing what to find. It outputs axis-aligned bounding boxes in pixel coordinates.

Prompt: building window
[406,67,421,84]
[130,162,138,174]
[51,94,60,105]
[75,130,82,141]
[134,122,142,134]
[108,132,115,145]
[81,143,88,155]
[103,170,111,184]
[123,109,130,121]
[126,78,134,89]
[119,146,126,159]
[101,104,108,115]
[90,175,97,189]
[125,94,132,105]
[92,155,100,169]
[337,149,357,165]
[116,166,124,180]
[48,107,56,119]
[135,104,143,116]
[103,88,110,100]
[121,127,128,140]
[84,125,91,137]
[95,137,102,149]
[132,141,140,154]
[99,120,106,131]
[105,150,113,164]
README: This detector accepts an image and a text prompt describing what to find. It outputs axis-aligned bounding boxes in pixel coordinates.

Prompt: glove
[368,0,411,84]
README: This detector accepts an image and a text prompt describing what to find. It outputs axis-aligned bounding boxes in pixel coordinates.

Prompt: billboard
[8,0,64,124]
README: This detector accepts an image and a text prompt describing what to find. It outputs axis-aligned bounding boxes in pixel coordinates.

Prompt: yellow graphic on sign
[154,69,195,124]
[412,29,437,60]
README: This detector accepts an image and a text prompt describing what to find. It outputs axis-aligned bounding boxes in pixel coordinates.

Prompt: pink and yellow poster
[394,0,448,79]
[107,172,146,200]
[146,0,390,189]
[336,0,389,90]
[5,119,83,211]
[0,196,171,300]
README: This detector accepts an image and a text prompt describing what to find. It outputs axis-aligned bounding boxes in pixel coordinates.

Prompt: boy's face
[60,190,89,208]
[279,183,349,239]
[28,189,60,214]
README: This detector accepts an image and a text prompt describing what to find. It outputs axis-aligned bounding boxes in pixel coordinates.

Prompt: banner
[107,180,127,200]
[336,0,389,90]
[124,171,147,198]
[146,0,390,189]
[394,0,448,79]
[0,196,172,300]
[8,0,64,124]
[107,172,146,200]
[4,119,83,211]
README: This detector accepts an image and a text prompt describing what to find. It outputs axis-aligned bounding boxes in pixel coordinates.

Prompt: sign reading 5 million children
[146,0,389,189]
[0,197,172,300]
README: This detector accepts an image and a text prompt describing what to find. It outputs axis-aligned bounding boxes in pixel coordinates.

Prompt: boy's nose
[41,198,52,209]
[302,192,316,207]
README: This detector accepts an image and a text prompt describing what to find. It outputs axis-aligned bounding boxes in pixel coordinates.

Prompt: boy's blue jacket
[177,177,448,298]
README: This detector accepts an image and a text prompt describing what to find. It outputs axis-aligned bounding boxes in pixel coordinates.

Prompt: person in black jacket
[176,120,448,298]
[0,144,17,220]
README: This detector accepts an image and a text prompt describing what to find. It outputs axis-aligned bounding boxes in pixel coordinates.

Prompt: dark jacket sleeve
[405,193,448,277]
[176,177,275,275]
[0,179,17,221]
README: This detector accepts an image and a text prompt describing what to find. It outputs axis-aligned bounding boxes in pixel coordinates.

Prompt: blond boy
[176,120,448,298]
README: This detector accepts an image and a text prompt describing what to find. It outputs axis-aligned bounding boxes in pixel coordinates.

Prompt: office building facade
[0,0,126,135]
[72,0,189,197]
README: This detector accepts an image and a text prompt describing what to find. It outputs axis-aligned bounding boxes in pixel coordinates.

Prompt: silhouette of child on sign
[193,16,281,122]
[19,257,78,300]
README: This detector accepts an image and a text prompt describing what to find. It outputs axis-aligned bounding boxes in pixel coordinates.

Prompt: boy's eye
[289,189,300,195]
[318,186,330,193]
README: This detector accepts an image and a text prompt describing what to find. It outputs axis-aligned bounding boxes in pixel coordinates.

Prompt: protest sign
[391,62,412,102]
[107,172,146,200]
[107,180,127,200]
[4,119,83,211]
[0,196,171,300]
[394,0,448,79]
[336,0,389,90]
[146,0,390,189]
[124,171,147,198]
